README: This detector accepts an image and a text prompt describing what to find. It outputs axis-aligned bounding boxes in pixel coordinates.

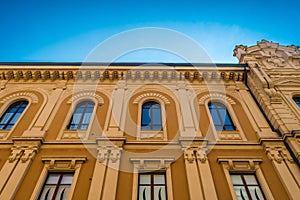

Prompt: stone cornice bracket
[97,147,109,163]
[184,148,196,163]
[196,147,208,163]
[96,137,125,163]
[263,142,294,164]
[8,149,23,163]
[8,137,43,163]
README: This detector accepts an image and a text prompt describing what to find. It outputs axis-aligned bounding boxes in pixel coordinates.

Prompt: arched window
[293,97,300,108]
[141,101,162,131]
[0,100,28,130]
[208,102,235,131]
[67,101,95,130]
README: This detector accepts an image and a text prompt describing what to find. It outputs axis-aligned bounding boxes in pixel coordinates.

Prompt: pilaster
[88,137,125,200]
[0,137,42,199]
[176,81,199,137]
[263,141,300,199]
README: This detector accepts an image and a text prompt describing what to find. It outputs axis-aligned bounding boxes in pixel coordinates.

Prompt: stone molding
[41,156,87,170]
[0,91,39,104]
[0,68,245,82]
[133,92,170,104]
[130,157,175,170]
[263,142,294,164]
[234,40,300,68]
[198,93,236,105]
[218,156,263,171]
[67,91,104,104]
[8,138,42,163]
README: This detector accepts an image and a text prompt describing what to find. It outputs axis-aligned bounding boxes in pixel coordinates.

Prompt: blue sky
[1,0,299,63]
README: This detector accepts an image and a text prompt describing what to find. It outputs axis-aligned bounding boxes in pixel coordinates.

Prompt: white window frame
[30,156,86,200]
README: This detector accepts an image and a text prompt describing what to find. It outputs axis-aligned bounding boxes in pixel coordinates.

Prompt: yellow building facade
[0,40,299,199]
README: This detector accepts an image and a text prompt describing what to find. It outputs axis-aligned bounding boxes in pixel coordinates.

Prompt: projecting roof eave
[0,62,246,68]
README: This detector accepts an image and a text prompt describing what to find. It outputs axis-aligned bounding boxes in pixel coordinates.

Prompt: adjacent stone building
[0,40,299,199]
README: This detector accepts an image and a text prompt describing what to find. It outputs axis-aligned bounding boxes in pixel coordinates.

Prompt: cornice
[0,66,246,82]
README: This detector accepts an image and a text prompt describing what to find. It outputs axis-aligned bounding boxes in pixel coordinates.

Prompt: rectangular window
[39,173,74,200]
[230,173,265,200]
[138,172,167,200]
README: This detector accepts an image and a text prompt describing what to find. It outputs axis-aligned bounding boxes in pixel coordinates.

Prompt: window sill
[217,130,243,140]
[0,130,9,139]
[139,130,164,140]
[61,130,87,139]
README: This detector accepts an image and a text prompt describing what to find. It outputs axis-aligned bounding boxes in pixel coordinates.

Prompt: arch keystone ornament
[133,92,170,104]
[0,91,39,104]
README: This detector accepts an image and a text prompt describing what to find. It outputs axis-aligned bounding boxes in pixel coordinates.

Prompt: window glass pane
[79,125,88,130]
[140,174,151,184]
[46,174,60,184]
[210,109,221,125]
[154,174,165,184]
[231,175,243,184]
[10,113,21,124]
[293,97,300,107]
[142,108,151,125]
[244,175,258,185]
[152,125,162,130]
[0,113,13,124]
[0,101,28,130]
[40,173,73,200]
[233,186,249,200]
[54,187,70,200]
[218,108,227,122]
[209,102,235,131]
[139,186,151,200]
[61,174,73,184]
[154,186,166,200]
[248,186,265,199]
[141,125,151,130]
[152,108,161,124]
[82,112,92,124]
[39,185,56,199]
[67,101,94,130]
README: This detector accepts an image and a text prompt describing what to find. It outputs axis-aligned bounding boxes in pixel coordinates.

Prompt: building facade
[0,40,299,199]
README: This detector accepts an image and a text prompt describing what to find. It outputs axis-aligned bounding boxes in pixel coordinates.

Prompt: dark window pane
[208,102,235,131]
[67,101,94,130]
[0,101,28,130]
[293,97,300,107]
[141,101,162,131]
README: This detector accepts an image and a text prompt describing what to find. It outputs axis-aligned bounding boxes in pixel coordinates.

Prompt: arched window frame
[66,101,95,131]
[208,101,235,131]
[204,97,246,141]
[58,97,101,140]
[0,98,31,139]
[141,101,163,131]
[134,94,169,141]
